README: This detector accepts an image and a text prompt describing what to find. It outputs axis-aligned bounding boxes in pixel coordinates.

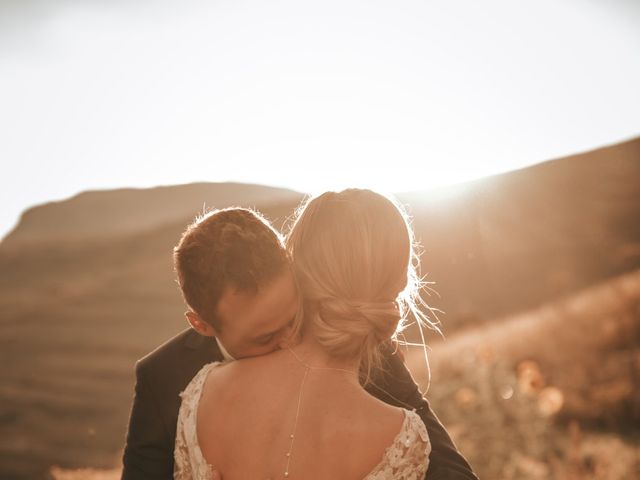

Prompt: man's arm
[367,348,479,480]
[121,361,175,480]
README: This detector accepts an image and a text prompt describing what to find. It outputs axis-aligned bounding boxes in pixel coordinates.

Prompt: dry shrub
[406,269,640,479]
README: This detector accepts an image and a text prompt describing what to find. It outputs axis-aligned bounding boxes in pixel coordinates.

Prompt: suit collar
[183,328,222,359]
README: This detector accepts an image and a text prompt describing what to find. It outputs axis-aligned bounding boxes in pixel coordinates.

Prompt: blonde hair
[285,189,439,384]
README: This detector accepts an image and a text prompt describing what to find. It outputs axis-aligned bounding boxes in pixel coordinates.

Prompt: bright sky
[1,0,639,241]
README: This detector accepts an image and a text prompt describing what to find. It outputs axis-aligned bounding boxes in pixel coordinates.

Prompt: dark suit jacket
[121,328,478,479]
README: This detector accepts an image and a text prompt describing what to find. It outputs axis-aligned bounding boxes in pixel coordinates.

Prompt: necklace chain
[281,348,358,478]
[287,347,419,411]
[286,347,359,376]
[283,365,308,478]
[280,347,418,478]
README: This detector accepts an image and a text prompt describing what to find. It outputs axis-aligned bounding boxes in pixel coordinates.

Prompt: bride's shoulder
[403,408,431,446]
[398,409,431,468]
[180,361,226,400]
[363,409,431,479]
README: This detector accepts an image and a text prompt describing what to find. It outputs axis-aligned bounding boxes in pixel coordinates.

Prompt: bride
[174,189,431,479]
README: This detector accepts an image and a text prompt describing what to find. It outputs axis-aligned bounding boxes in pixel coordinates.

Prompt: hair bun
[314,297,400,357]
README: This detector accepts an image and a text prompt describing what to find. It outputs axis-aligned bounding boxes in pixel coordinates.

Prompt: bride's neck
[288,331,360,374]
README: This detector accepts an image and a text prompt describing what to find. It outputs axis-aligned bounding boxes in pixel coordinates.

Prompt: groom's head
[173,208,299,359]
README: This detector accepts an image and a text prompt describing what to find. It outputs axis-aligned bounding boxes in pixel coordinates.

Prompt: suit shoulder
[378,341,406,365]
[136,328,194,375]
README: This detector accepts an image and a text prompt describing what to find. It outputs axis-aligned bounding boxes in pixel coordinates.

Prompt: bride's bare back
[196,350,408,480]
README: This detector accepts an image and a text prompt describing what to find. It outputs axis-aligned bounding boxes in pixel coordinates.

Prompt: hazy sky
[1,0,639,240]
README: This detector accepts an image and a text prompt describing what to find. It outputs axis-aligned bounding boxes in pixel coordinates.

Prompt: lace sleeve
[173,362,222,480]
[173,407,193,480]
[366,410,431,480]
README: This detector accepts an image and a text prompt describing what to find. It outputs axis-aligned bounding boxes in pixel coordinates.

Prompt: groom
[121,207,478,480]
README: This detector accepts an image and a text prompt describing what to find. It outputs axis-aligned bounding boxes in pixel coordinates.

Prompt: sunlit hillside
[405,268,640,479]
[403,136,640,326]
[1,138,639,478]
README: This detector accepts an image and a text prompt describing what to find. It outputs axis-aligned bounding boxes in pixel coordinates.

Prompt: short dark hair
[173,207,289,329]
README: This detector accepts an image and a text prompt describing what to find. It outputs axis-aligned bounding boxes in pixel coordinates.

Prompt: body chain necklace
[282,348,358,478]
[281,347,419,479]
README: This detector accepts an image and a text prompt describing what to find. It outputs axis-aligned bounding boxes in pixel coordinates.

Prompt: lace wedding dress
[174,362,431,480]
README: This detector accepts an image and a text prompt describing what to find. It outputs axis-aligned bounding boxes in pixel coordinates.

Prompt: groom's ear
[185,311,217,337]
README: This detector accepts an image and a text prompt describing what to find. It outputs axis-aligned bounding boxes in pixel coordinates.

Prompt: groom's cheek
[276,328,295,350]
[233,342,275,359]
[255,344,280,357]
